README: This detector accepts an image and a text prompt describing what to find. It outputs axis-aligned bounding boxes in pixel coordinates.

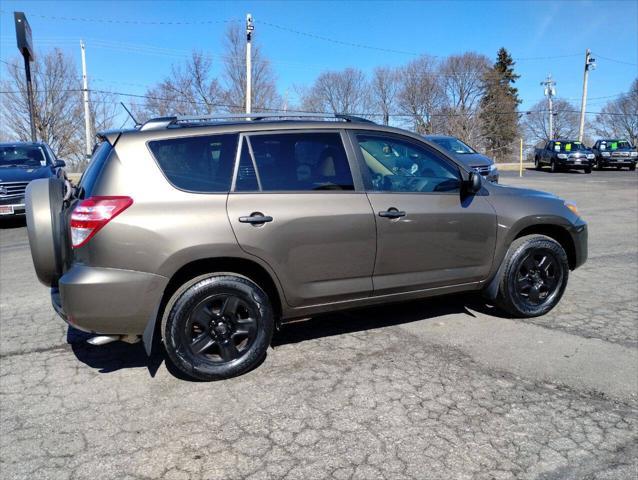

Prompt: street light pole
[541,74,556,139]
[80,40,92,159]
[245,14,254,115]
[578,49,596,142]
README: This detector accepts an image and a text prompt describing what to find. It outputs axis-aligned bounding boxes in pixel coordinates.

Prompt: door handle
[239,213,273,224]
[378,208,406,219]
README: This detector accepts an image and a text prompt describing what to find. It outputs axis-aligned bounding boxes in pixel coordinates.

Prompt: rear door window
[236,132,354,192]
[148,134,239,192]
[78,142,112,198]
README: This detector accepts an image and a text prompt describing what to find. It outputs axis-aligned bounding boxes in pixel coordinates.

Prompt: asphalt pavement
[1,168,636,480]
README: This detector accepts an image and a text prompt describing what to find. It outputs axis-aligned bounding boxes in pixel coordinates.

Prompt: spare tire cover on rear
[25,178,66,287]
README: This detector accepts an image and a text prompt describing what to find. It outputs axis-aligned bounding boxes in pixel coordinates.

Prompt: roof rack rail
[138,112,375,131]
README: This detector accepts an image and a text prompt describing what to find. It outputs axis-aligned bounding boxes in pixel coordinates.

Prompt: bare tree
[301,68,370,114]
[134,51,224,120]
[1,49,83,162]
[223,23,280,112]
[523,98,580,144]
[396,56,444,134]
[371,67,399,125]
[594,78,638,146]
[438,53,490,146]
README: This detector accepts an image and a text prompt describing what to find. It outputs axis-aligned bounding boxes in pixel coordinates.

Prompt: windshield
[431,137,476,154]
[553,142,588,152]
[600,140,633,150]
[0,145,47,168]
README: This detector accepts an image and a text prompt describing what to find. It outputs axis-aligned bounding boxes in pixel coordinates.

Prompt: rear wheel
[630,164,636,171]
[162,274,274,381]
[495,235,569,318]
[534,157,542,170]
[584,167,592,174]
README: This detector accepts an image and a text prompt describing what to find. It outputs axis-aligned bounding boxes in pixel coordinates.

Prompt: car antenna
[120,102,140,128]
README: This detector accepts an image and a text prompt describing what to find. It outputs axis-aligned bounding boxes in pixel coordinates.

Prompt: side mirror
[54,160,66,168]
[466,171,483,194]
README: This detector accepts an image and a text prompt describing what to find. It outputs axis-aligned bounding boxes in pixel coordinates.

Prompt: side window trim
[346,129,462,194]
[244,136,263,191]
[231,129,364,193]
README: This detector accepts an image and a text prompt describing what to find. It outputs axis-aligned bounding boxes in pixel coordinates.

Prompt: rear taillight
[70,196,133,248]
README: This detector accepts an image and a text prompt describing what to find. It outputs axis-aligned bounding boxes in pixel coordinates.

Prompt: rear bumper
[53,265,168,335]
[568,219,588,270]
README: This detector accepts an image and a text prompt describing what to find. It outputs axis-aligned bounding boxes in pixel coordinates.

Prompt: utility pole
[245,14,254,115]
[541,74,556,139]
[80,40,92,159]
[578,49,596,142]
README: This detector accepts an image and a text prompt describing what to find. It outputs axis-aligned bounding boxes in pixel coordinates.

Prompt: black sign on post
[14,12,37,141]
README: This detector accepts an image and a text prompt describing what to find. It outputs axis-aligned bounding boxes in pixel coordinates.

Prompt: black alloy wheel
[495,234,569,318]
[185,294,258,363]
[163,275,274,381]
[513,249,563,309]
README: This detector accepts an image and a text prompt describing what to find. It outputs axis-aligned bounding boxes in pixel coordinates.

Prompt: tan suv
[26,114,587,380]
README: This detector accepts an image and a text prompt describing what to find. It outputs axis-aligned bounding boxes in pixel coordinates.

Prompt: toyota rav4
[25,114,588,381]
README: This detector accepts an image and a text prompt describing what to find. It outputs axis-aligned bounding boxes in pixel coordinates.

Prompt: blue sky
[1,0,636,118]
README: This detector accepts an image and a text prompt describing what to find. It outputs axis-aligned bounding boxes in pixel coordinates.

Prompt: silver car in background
[424,135,499,183]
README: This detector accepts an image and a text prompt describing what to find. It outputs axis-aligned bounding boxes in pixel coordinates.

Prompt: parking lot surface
[1,169,637,480]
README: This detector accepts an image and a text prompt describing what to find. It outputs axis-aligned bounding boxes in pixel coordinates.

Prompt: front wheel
[162,274,274,381]
[584,167,592,174]
[550,160,558,173]
[534,157,541,170]
[494,235,569,318]
[630,164,636,171]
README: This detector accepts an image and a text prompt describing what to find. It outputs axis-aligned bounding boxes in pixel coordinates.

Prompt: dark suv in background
[424,135,499,183]
[534,140,594,173]
[25,114,587,381]
[0,142,66,217]
[591,139,637,171]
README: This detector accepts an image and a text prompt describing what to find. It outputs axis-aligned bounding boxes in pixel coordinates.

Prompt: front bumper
[557,160,593,169]
[0,196,26,216]
[53,265,168,335]
[568,219,588,270]
[597,156,636,167]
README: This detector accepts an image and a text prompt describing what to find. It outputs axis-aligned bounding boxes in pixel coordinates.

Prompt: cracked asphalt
[1,169,637,479]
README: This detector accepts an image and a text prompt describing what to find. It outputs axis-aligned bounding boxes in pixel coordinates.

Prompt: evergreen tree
[480,48,521,161]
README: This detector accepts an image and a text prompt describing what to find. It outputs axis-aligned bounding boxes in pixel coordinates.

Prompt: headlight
[602,151,610,157]
[488,164,498,172]
[564,201,580,217]
[557,154,567,159]
[587,154,594,159]
[631,152,637,157]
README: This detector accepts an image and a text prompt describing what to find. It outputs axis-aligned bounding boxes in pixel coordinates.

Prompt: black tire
[616,166,622,170]
[534,157,541,170]
[630,164,636,171]
[550,160,558,173]
[495,234,569,318]
[595,160,602,171]
[162,274,274,381]
[584,167,592,174]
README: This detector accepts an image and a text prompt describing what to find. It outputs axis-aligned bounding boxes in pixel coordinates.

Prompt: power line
[0,10,240,26]
[592,54,638,67]
[0,88,634,117]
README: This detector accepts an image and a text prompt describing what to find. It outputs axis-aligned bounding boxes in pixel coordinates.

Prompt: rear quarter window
[148,134,239,192]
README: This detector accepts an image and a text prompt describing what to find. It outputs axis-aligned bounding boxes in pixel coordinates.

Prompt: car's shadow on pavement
[67,328,164,377]
[272,293,483,347]
[0,217,27,229]
[67,293,501,381]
